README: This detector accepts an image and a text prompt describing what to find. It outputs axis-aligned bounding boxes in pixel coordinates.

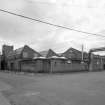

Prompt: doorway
[11,63,14,71]
[103,64,105,70]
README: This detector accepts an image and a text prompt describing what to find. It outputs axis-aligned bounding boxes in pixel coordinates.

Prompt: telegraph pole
[81,44,84,62]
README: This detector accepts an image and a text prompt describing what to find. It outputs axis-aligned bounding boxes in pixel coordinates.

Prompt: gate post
[88,51,93,71]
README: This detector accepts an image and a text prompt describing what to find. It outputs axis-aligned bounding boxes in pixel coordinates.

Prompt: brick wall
[50,59,88,73]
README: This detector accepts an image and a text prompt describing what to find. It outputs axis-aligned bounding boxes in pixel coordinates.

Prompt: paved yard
[0,71,105,105]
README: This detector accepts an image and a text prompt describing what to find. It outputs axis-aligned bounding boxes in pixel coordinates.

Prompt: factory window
[23,52,28,58]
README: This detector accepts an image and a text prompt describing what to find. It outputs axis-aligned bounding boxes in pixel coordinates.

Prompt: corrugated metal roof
[62,47,88,60]
[40,49,59,58]
[7,47,24,57]
[39,50,48,57]
[14,47,24,55]
[7,45,40,58]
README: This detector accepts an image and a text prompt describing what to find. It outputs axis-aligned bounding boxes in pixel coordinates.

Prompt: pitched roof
[40,49,59,58]
[39,50,48,57]
[62,47,88,60]
[47,49,59,58]
[14,45,40,55]
[7,46,24,58]
[7,45,41,58]
[15,47,24,55]
[62,47,80,55]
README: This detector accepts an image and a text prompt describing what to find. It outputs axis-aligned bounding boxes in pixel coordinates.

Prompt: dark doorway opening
[103,64,105,70]
[1,60,7,70]
[11,63,14,71]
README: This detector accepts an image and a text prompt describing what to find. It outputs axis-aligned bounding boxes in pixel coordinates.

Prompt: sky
[0,0,105,54]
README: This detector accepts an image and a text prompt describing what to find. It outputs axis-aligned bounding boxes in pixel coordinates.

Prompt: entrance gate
[89,47,105,71]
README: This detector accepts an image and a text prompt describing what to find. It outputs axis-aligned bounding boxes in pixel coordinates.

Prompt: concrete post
[89,52,93,71]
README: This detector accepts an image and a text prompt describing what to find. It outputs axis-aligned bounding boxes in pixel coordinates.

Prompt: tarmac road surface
[0,71,105,105]
[0,81,11,105]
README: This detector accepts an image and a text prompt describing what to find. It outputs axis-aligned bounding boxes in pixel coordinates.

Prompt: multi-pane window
[23,52,28,58]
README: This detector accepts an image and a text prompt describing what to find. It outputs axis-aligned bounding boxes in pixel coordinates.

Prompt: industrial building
[0,44,105,73]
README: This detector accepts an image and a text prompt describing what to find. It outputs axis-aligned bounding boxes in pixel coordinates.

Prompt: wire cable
[0,8,105,38]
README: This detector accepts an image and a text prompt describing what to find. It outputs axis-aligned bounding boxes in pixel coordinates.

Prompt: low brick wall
[20,60,42,73]
[18,59,88,73]
[50,59,88,73]
[20,59,50,73]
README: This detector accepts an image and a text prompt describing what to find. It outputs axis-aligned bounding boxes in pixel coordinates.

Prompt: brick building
[6,45,41,71]
[1,45,89,73]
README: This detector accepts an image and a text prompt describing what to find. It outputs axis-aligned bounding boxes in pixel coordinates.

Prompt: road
[0,71,105,105]
[0,81,11,105]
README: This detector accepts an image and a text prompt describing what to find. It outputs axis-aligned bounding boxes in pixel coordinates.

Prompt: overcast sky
[0,0,105,54]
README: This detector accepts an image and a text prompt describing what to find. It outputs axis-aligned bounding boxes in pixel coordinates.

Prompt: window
[23,52,28,58]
